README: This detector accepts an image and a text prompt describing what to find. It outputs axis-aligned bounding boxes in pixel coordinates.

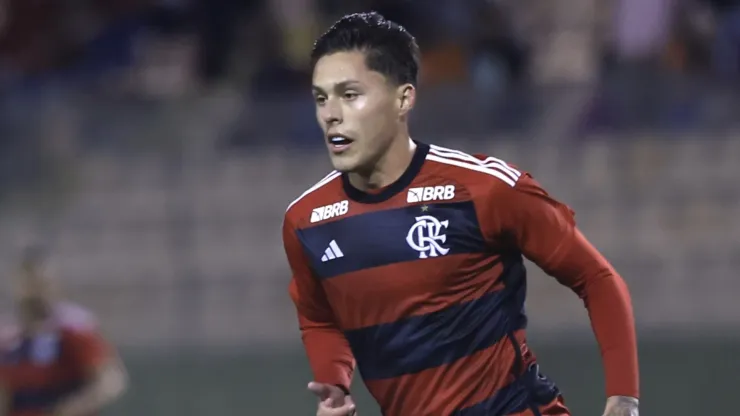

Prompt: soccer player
[0,247,128,416]
[283,12,639,416]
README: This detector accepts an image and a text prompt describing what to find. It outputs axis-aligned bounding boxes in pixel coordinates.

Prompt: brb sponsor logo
[407,185,455,203]
[310,200,349,223]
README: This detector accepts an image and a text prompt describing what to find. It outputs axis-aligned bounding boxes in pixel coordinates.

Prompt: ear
[397,84,416,116]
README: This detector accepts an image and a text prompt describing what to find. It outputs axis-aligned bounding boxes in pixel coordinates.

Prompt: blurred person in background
[469,0,528,106]
[662,0,713,73]
[703,0,740,77]
[0,247,127,416]
[0,0,70,85]
[199,0,266,87]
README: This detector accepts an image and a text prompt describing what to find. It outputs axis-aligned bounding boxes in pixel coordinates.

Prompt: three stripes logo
[321,240,344,262]
[425,144,521,187]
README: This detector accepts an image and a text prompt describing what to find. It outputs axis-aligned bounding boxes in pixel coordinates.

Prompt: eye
[343,91,359,101]
[314,95,327,106]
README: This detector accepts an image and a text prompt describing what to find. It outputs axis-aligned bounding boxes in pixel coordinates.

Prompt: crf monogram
[406,215,450,259]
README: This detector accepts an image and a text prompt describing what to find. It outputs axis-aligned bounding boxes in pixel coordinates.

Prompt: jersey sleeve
[283,215,355,391]
[484,173,639,399]
[64,329,111,374]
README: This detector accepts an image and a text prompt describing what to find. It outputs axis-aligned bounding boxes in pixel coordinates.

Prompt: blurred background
[0,0,737,414]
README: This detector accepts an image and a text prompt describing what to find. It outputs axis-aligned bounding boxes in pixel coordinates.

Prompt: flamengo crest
[406,215,450,259]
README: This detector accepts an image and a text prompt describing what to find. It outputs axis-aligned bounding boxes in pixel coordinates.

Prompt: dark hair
[311,12,420,86]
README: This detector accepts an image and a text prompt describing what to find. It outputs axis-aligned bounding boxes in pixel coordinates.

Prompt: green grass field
[107,337,734,415]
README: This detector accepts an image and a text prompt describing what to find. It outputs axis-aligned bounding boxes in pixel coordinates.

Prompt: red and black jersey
[0,303,110,416]
[283,142,638,415]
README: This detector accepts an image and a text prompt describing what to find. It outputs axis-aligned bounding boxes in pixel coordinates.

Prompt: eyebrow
[312,80,361,94]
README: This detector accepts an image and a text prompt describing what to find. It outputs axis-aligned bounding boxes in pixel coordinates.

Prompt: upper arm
[485,173,615,294]
[65,330,112,376]
[283,214,355,387]
[283,215,336,324]
[63,328,128,402]
[490,174,577,264]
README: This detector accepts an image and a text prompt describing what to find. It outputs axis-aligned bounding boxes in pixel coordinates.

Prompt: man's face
[14,274,53,331]
[312,51,401,173]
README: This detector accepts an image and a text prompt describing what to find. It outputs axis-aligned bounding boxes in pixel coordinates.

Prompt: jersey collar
[342,141,429,204]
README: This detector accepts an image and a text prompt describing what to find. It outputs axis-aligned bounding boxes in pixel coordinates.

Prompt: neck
[348,132,416,192]
[22,321,47,336]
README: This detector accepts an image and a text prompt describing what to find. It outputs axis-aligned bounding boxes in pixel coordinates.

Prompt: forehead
[312,50,388,89]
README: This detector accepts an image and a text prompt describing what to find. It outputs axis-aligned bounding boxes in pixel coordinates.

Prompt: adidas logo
[321,240,344,262]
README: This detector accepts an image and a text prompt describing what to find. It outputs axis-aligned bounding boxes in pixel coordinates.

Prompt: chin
[329,154,363,173]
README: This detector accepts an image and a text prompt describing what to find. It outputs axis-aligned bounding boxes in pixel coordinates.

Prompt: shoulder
[284,170,344,228]
[54,302,98,332]
[424,143,525,191]
[423,143,561,215]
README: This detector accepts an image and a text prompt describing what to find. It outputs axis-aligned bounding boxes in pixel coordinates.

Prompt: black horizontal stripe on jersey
[297,201,486,279]
[343,257,528,380]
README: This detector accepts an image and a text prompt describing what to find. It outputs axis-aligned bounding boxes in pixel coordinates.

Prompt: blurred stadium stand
[0,0,738,414]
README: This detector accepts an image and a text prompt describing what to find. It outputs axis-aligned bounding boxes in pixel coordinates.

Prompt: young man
[0,247,128,416]
[283,12,639,416]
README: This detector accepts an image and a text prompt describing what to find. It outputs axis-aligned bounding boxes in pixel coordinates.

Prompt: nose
[319,99,343,126]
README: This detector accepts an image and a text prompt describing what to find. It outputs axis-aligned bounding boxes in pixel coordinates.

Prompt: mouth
[327,134,354,153]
